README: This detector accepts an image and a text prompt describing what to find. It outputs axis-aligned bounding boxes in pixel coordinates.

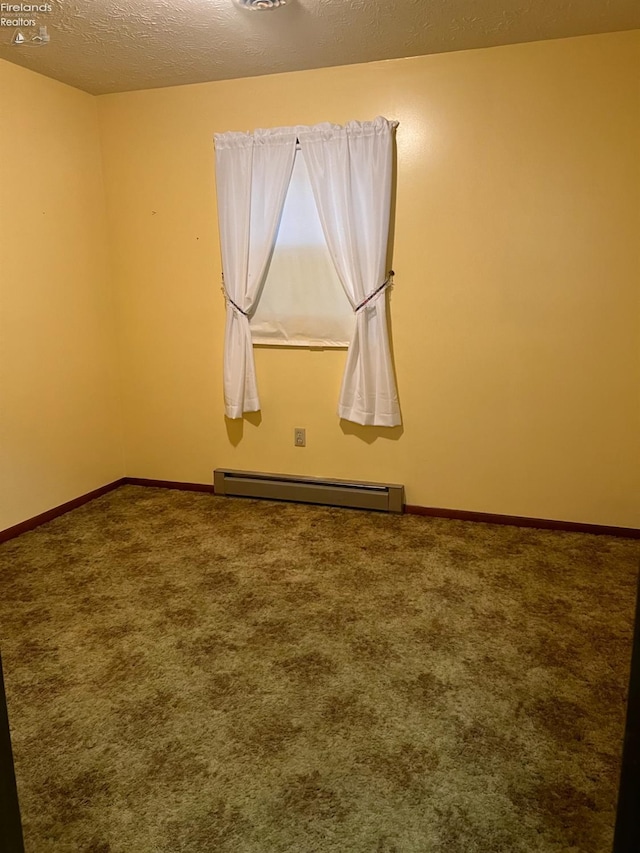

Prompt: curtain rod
[215,121,399,148]
[293,121,399,149]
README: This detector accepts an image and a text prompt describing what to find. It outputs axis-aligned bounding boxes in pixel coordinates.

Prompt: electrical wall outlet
[294,428,306,447]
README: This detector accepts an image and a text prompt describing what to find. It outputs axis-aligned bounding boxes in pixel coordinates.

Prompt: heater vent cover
[213,469,404,513]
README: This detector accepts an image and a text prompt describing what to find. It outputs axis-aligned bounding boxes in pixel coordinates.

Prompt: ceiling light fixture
[234,0,287,9]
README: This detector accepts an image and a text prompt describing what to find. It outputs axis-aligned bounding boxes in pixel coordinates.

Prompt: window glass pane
[250,151,354,347]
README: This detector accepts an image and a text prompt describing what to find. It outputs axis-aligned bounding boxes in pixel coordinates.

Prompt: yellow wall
[98,30,640,528]
[0,60,124,531]
[3,32,637,532]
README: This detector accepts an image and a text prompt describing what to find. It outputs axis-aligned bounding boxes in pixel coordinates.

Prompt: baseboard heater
[213,469,404,513]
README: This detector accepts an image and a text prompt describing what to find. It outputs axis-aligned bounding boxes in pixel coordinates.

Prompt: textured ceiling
[0,0,638,95]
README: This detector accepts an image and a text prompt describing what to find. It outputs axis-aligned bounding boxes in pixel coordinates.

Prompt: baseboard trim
[123,477,216,493]
[3,478,638,543]
[0,479,125,544]
[405,504,640,539]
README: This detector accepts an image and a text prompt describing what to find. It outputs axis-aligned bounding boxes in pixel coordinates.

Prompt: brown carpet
[0,485,638,853]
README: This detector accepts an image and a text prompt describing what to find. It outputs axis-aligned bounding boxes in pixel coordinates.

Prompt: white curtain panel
[214,128,297,418]
[298,117,401,426]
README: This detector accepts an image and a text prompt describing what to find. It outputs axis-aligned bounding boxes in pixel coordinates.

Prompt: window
[214,118,400,425]
[249,150,354,348]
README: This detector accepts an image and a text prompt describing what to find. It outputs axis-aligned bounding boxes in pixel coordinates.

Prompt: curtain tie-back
[221,275,249,317]
[354,271,394,313]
